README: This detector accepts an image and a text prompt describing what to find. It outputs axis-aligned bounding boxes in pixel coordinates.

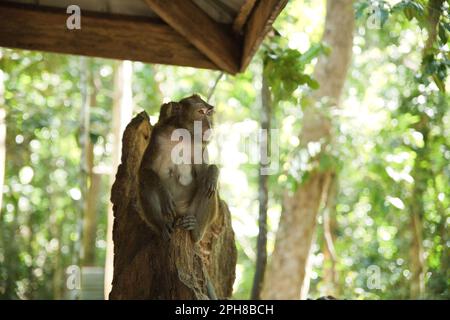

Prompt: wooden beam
[232,0,257,34]
[145,0,241,74]
[241,0,288,71]
[0,2,218,70]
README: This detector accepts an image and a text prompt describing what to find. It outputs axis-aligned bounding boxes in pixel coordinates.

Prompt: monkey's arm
[202,165,219,198]
[178,165,219,243]
[138,167,176,240]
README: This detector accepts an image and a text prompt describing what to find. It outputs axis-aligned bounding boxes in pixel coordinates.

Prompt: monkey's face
[158,95,215,142]
[180,95,214,140]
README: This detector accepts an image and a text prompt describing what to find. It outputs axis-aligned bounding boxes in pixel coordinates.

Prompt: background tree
[262,0,355,299]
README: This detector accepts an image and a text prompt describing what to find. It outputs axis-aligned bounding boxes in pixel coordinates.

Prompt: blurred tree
[251,64,271,300]
[409,0,444,299]
[82,62,102,267]
[262,0,355,299]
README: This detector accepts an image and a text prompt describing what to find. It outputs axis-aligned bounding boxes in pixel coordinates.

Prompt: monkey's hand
[202,165,219,198]
[176,215,197,231]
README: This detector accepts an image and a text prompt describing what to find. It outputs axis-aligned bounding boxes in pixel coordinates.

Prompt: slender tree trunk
[104,61,134,299]
[322,174,339,296]
[72,57,90,296]
[409,0,443,299]
[409,117,429,299]
[82,169,101,265]
[262,0,354,299]
[82,74,101,267]
[251,67,271,299]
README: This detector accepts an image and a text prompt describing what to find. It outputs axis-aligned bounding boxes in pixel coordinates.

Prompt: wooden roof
[0,0,288,74]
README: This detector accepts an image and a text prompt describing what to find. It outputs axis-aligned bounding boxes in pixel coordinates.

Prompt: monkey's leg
[177,189,218,243]
[177,165,219,242]
[138,168,176,240]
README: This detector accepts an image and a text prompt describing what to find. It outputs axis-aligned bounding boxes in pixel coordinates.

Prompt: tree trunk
[75,57,90,281]
[251,67,271,300]
[82,169,101,265]
[322,174,339,296]
[104,61,134,298]
[82,73,101,267]
[262,0,354,299]
[408,118,429,300]
[409,0,443,299]
[108,112,237,299]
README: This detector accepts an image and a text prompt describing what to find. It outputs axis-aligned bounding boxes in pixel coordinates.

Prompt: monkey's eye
[206,109,214,116]
[198,107,210,115]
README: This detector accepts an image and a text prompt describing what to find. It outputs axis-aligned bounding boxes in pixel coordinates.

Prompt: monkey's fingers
[177,215,197,230]
[178,221,196,230]
[181,215,197,225]
[207,184,217,198]
[203,183,214,198]
[184,224,196,231]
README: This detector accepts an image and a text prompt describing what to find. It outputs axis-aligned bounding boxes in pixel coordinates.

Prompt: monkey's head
[159,94,214,140]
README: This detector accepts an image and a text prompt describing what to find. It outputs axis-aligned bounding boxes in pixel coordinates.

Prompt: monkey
[137,94,220,245]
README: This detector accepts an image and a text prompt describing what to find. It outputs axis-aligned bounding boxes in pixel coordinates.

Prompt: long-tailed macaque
[138,94,219,244]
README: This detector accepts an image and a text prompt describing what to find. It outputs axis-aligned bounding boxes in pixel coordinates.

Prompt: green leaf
[355,2,369,20]
[438,23,448,44]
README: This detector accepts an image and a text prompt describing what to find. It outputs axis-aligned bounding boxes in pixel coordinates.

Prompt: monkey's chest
[164,165,196,213]
[151,149,196,213]
[170,164,193,186]
[158,163,194,187]
[160,161,195,196]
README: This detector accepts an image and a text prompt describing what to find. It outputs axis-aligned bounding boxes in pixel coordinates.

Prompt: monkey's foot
[176,215,197,231]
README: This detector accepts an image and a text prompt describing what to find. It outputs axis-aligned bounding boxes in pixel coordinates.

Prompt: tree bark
[262,0,354,299]
[108,112,237,299]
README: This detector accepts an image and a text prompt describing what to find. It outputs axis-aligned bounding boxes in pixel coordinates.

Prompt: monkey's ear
[159,102,182,122]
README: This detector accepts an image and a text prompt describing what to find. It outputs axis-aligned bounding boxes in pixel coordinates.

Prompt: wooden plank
[232,0,257,34]
[0,2,218,70]
[193,0,235,24]
[241,0,288,71]
[145,0,241,74]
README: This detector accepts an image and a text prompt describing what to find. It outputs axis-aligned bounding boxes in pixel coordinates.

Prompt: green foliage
[263,39,328,104]
[391,0,425,21]
[356,0,449,92]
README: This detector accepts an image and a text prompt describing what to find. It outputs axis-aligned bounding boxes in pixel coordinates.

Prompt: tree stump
[109,111,237,299]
